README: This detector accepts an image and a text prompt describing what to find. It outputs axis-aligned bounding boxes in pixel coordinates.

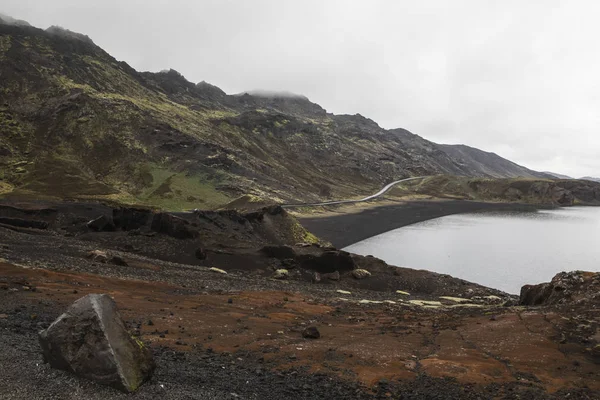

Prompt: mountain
[436,144,551,178]
[0,17,549,210]
[0,13,31,27]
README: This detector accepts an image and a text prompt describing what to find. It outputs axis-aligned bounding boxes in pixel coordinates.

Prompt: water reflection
[344,207,600,294]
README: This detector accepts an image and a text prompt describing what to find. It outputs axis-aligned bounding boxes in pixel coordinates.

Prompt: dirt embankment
[0,200,598,399]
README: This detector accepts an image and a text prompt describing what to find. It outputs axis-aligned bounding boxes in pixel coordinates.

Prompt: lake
[343,206,600,294]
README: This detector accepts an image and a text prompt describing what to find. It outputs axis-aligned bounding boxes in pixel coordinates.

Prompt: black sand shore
[297,200,544,248]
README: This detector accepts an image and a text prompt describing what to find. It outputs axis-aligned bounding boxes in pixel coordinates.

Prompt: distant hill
[543,172,573,179]
[391,175,600,206]
[580,176,600,183]
[0,15,550,209]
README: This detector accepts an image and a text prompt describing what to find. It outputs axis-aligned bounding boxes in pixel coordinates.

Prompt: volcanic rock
[299,250,355,274]
[322,270,341,281]
[302,326,320,339]
[110,255,128,266]
[520,271,598,306]
[38,294,154,392]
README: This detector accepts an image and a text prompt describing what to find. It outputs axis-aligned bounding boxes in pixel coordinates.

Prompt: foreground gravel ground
[0,200,598,399]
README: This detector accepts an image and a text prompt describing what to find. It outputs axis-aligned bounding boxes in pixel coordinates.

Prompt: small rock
[302,326,320,339]
[351,269,371,279]
[322,271,340,281]
[273,269,289,280]
[312,272,321,283]
[110,256,128,266]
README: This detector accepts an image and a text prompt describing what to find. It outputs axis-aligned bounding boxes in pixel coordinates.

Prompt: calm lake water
[344,207,600,294]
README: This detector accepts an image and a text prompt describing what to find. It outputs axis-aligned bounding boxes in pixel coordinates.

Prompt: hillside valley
[0,16,553,210]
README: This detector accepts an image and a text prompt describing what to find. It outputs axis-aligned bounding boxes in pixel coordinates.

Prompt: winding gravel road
[282,176,424,208]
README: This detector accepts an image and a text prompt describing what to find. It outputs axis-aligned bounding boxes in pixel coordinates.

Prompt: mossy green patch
[136,165,230,211]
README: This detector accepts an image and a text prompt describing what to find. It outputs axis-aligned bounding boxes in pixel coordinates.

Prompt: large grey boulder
[39,294,154,393]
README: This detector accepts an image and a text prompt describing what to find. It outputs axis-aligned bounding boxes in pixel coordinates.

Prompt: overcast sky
[3,0,599,177]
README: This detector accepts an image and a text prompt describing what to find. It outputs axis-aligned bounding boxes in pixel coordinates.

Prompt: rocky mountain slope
[0,16,549,210]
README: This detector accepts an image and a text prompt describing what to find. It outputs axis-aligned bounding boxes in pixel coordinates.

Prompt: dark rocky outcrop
[38,294,154,392]
[87,215,115,232]
[520,271,600,306]
[299,250,355,274]
[150,213,198,239]
[0,217,48,230]
[260,245,297,260]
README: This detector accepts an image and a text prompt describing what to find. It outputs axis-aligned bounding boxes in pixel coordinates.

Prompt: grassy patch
[136,165,230,211]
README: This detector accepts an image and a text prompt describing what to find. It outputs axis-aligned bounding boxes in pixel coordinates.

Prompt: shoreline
[297,199,546,248]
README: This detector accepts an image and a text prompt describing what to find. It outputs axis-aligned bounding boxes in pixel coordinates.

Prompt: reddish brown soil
[1,261,598,398]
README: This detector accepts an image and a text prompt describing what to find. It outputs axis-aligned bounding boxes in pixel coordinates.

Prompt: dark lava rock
[110,256,128,266]
[38,294,155,393]
[86,215,115,232]
[322,270,340,281]
[299,250,355,274]
[302,326,320,339]
[195,247,207,260]
[260,245,297,260]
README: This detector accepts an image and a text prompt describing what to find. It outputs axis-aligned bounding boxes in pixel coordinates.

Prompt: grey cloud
[2,0,598,177]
